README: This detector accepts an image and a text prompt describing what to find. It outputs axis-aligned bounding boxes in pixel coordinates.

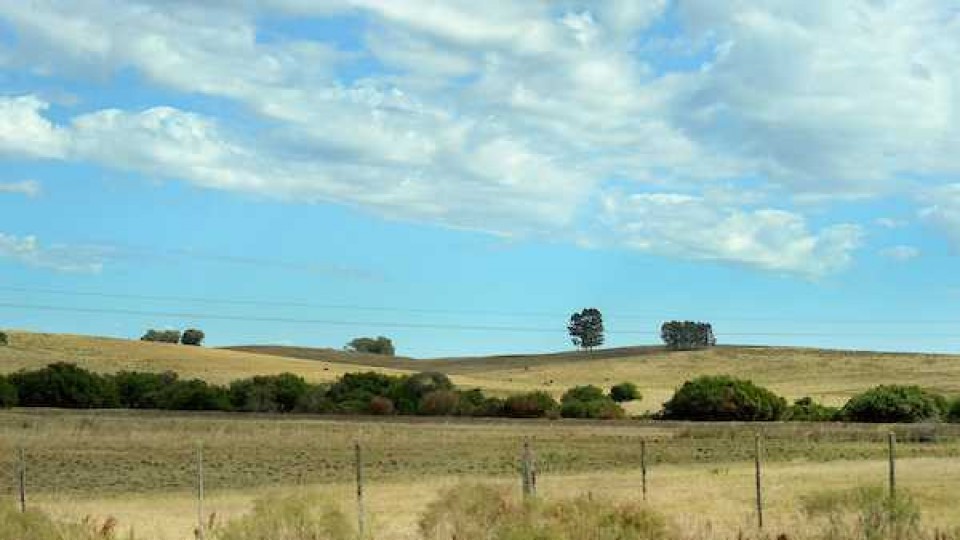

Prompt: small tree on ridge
[568,308,604,351]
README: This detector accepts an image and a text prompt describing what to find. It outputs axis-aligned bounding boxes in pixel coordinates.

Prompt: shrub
[948,398,960,423]
[326,371,398,405]
[294,385,335,414]
[0,504,119,540]
[0,331,7,345]
[841,385,947,423]
[610,382,640,403]
[213,494,354,540]
[345,336,395,356]
[660,375,787,421]
[181,328,205,346]
[229,374,309,413]
[0,375,16,408]
[503,391,558,418]
[419,483,668,540]
[369,396,395,415]
[114,370,179,409]
[801,486,921,540]
[394,372,455,414]
[9,362,118,408]
[158,379,230,411]
[418,390,461,416]
[560,385,625,419]
[140,329,181,343]
[784,396,839,422]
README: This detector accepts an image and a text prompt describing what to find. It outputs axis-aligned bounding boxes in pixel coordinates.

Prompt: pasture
[2,409,960,539]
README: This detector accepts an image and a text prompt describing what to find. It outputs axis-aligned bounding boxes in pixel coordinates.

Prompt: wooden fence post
[754,433,764,530]
[641,439,648,502]
[196,442,205,540]
[17,447,26,513]
[355,441,366,539]
[521,439,536,498]
[888,432,897,500]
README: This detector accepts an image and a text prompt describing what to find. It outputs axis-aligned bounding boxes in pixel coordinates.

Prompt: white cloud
[0,232,104,273]
[1,1,958,275]
[0,180,41,197]
[875,217,908,229]
[879,245,921,261]
[601,192,863,276]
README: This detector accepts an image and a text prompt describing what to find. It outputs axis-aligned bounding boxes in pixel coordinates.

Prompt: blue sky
[2,1,960,357]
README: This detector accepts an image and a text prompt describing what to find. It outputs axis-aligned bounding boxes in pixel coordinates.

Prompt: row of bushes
[0,363,640,419]
[660,375,960,423]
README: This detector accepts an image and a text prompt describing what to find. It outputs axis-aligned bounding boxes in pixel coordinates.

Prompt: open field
[1,409,960,539]
[5,331,960,412]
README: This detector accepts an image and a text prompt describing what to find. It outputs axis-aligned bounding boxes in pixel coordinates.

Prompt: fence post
[196,442,205,540]
[754,433,764,530]
[641,439,648,502]
[17,447,25,513]
[355,441,365,539]
[888,432,897,500]
[521,439,537,498]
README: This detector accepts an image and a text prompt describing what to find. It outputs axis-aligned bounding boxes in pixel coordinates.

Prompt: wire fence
[2,414,960,538]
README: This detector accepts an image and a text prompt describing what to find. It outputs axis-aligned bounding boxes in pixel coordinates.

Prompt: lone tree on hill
[660,321,716,350]
[568,308,604,351]
[345,336,395,356]
[181,328,205,346]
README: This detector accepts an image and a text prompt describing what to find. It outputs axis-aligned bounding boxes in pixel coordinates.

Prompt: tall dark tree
[181,328,205,346]
[567,308,604,351]
[345,336,395,356]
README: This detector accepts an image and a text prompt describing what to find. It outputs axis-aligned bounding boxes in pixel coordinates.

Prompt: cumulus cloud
[0,180,41,197]
[601,192,863,277]
[0,233,104,273]
[0,1,958,274]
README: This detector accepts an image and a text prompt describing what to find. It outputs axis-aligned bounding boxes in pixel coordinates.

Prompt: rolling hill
[3,331,960,412]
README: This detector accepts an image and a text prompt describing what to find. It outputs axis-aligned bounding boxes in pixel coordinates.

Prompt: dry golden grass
[29,457,960,540]
[0,331,413,384]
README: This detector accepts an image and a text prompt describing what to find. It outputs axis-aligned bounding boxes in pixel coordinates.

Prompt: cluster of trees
[345,336,395,356]
[660,321,716,350]
[660,375,960,423]
[567,308,717,352]
[0,363,641,420]
[141,328,205,346]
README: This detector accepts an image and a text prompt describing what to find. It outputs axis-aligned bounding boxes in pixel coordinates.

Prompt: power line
[1,301,959,338]
[2,285,959,325]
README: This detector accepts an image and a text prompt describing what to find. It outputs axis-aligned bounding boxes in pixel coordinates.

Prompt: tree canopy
[568,308,604,351]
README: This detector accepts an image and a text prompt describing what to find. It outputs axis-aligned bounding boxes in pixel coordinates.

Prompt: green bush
[560,385,625,419]
[419,483,668,540]
[841,385,947,423]
[229,373,309,412]
[0,331,7,346]
[0,375,16,408]
[610,382,640,403]
[9,362,119,408]
[660,375,787,421]
[419,390,461,416]
[114,370,179,409]
[393,372,455,414]
[948,399,960,423]
[503,391,559,418]
[784,396,839,422]
[213,494,354,540]
[158,379,231,411]
[326,371,399,406]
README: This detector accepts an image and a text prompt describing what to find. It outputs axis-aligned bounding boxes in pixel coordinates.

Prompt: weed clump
[419,483,667,540]
[212,494,355,540]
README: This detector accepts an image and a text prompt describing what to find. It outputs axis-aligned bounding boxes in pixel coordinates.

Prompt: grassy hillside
[4,331,960,411]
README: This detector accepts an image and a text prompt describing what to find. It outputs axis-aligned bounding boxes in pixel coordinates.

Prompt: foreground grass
[19,458,960,540]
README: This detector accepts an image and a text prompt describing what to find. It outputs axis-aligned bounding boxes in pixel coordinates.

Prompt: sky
[1,1,960,357]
